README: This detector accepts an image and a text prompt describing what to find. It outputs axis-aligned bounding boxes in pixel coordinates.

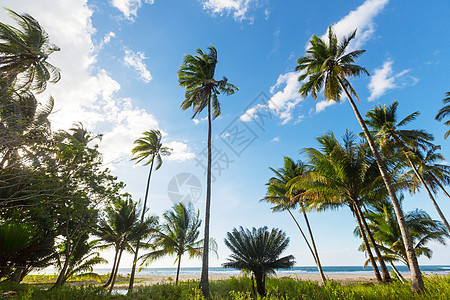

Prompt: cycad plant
[178,45,238,296]
[296,26,423,291]
[128,129,170,292]
[223,226,295,297]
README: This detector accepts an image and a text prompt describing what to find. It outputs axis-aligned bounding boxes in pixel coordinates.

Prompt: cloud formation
[368,60,414,101]
[202,0,262,22]
[124,49,152,83]
[110,0,154,20]
[240,0,389,123]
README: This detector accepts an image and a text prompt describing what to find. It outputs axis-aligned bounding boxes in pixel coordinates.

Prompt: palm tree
[56,233,107,285]
[0,8,60,95]
[140,202,215,284]
[295,26,424,291]
[365,102,450,233]
[294,131,391,282]
[223,226,295,297]
[96,196,158,289]
[357,204,449,281]
[128,129,170,292]
[178,45,238,296]
[263,156,326,283]
[435,91,450,139]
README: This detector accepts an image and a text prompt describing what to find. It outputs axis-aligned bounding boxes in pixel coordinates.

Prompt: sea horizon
[32,265,450,276]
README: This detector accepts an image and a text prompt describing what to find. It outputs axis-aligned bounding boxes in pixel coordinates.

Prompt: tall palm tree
[128,129,170,292]
[365,102,450,233]
[357,204,449,281]
[263,156,326,283]
[178,45,238,296]
[295,26,424,291]
[435,91,450,139]
[223,226,295,297]
[293,131,391,282]
[140,202,215,284]
[0,8,60,95]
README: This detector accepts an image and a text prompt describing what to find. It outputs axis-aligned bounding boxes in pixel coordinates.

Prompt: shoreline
[110,273,410,289]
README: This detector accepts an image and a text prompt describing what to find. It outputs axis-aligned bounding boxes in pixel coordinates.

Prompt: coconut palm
[435,91,450,139]
[55,233,106,285]
[357,204,449,281]
[295,26,423,291]
[223,226,295,297]
[263,156,326,283]
[140,202,215,284]
[293,131,392,282]
[365,102,450,233]
[96,196,158,290]
[0,8,60,95]
[178,45,238,296]
[128,129,170,292]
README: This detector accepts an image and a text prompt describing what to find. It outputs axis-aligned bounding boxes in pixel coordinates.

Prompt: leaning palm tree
[357,204,449,281]
[263,156,326,283]
[140,202,215,284]
[365,102,450,233]
[295,26,424,291]
[294,131,391,282]
[0,8,61,95]
[178,45,238,296]
[128,130,170,292]
[223,226,295,297]
[435,91,450,139]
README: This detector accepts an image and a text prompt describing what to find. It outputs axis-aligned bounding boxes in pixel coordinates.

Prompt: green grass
[1,275,449,299]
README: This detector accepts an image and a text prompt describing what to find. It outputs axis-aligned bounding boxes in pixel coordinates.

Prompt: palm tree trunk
[408,158,450,233]
[433,176,450,199]
[176,253,182,285]
[390,262,406,283]
[0,71,18,96]
[287,208,325,284]
[200,96,212,297]
[352,203,382,282]
[254,272,265,297]
[337,76,424,292]
[109,247,124,293]
[354,202,391,282]
[128,156,155,293]
[104,247,119,288]
[301,206,327,283]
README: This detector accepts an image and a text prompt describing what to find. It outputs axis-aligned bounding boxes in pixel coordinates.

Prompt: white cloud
[240,0,389,123]
[315,100,337,113]
[368,60,412,101]
[270,136,280,143]
[110,0,154,20]
[240,72,302,124]
[0,0,192,169]
[165,141,196,162]
[123,49,152,83]
[193,116,208,125]
[202,0,261,22]
[98,31,115,49]
[328,0,389,51]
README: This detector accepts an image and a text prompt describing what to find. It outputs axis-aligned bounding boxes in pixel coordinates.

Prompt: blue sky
[2,0,449,270]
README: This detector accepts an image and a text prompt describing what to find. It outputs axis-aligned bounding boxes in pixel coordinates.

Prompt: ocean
[80,265,450,276]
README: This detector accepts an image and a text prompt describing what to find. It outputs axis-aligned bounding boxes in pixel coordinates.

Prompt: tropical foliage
[223,226,295,297]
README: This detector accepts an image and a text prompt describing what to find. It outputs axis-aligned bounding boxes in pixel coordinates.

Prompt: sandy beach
[111,273,414,289]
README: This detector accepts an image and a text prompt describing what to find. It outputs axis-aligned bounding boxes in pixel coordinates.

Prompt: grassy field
[1,275,449,299]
